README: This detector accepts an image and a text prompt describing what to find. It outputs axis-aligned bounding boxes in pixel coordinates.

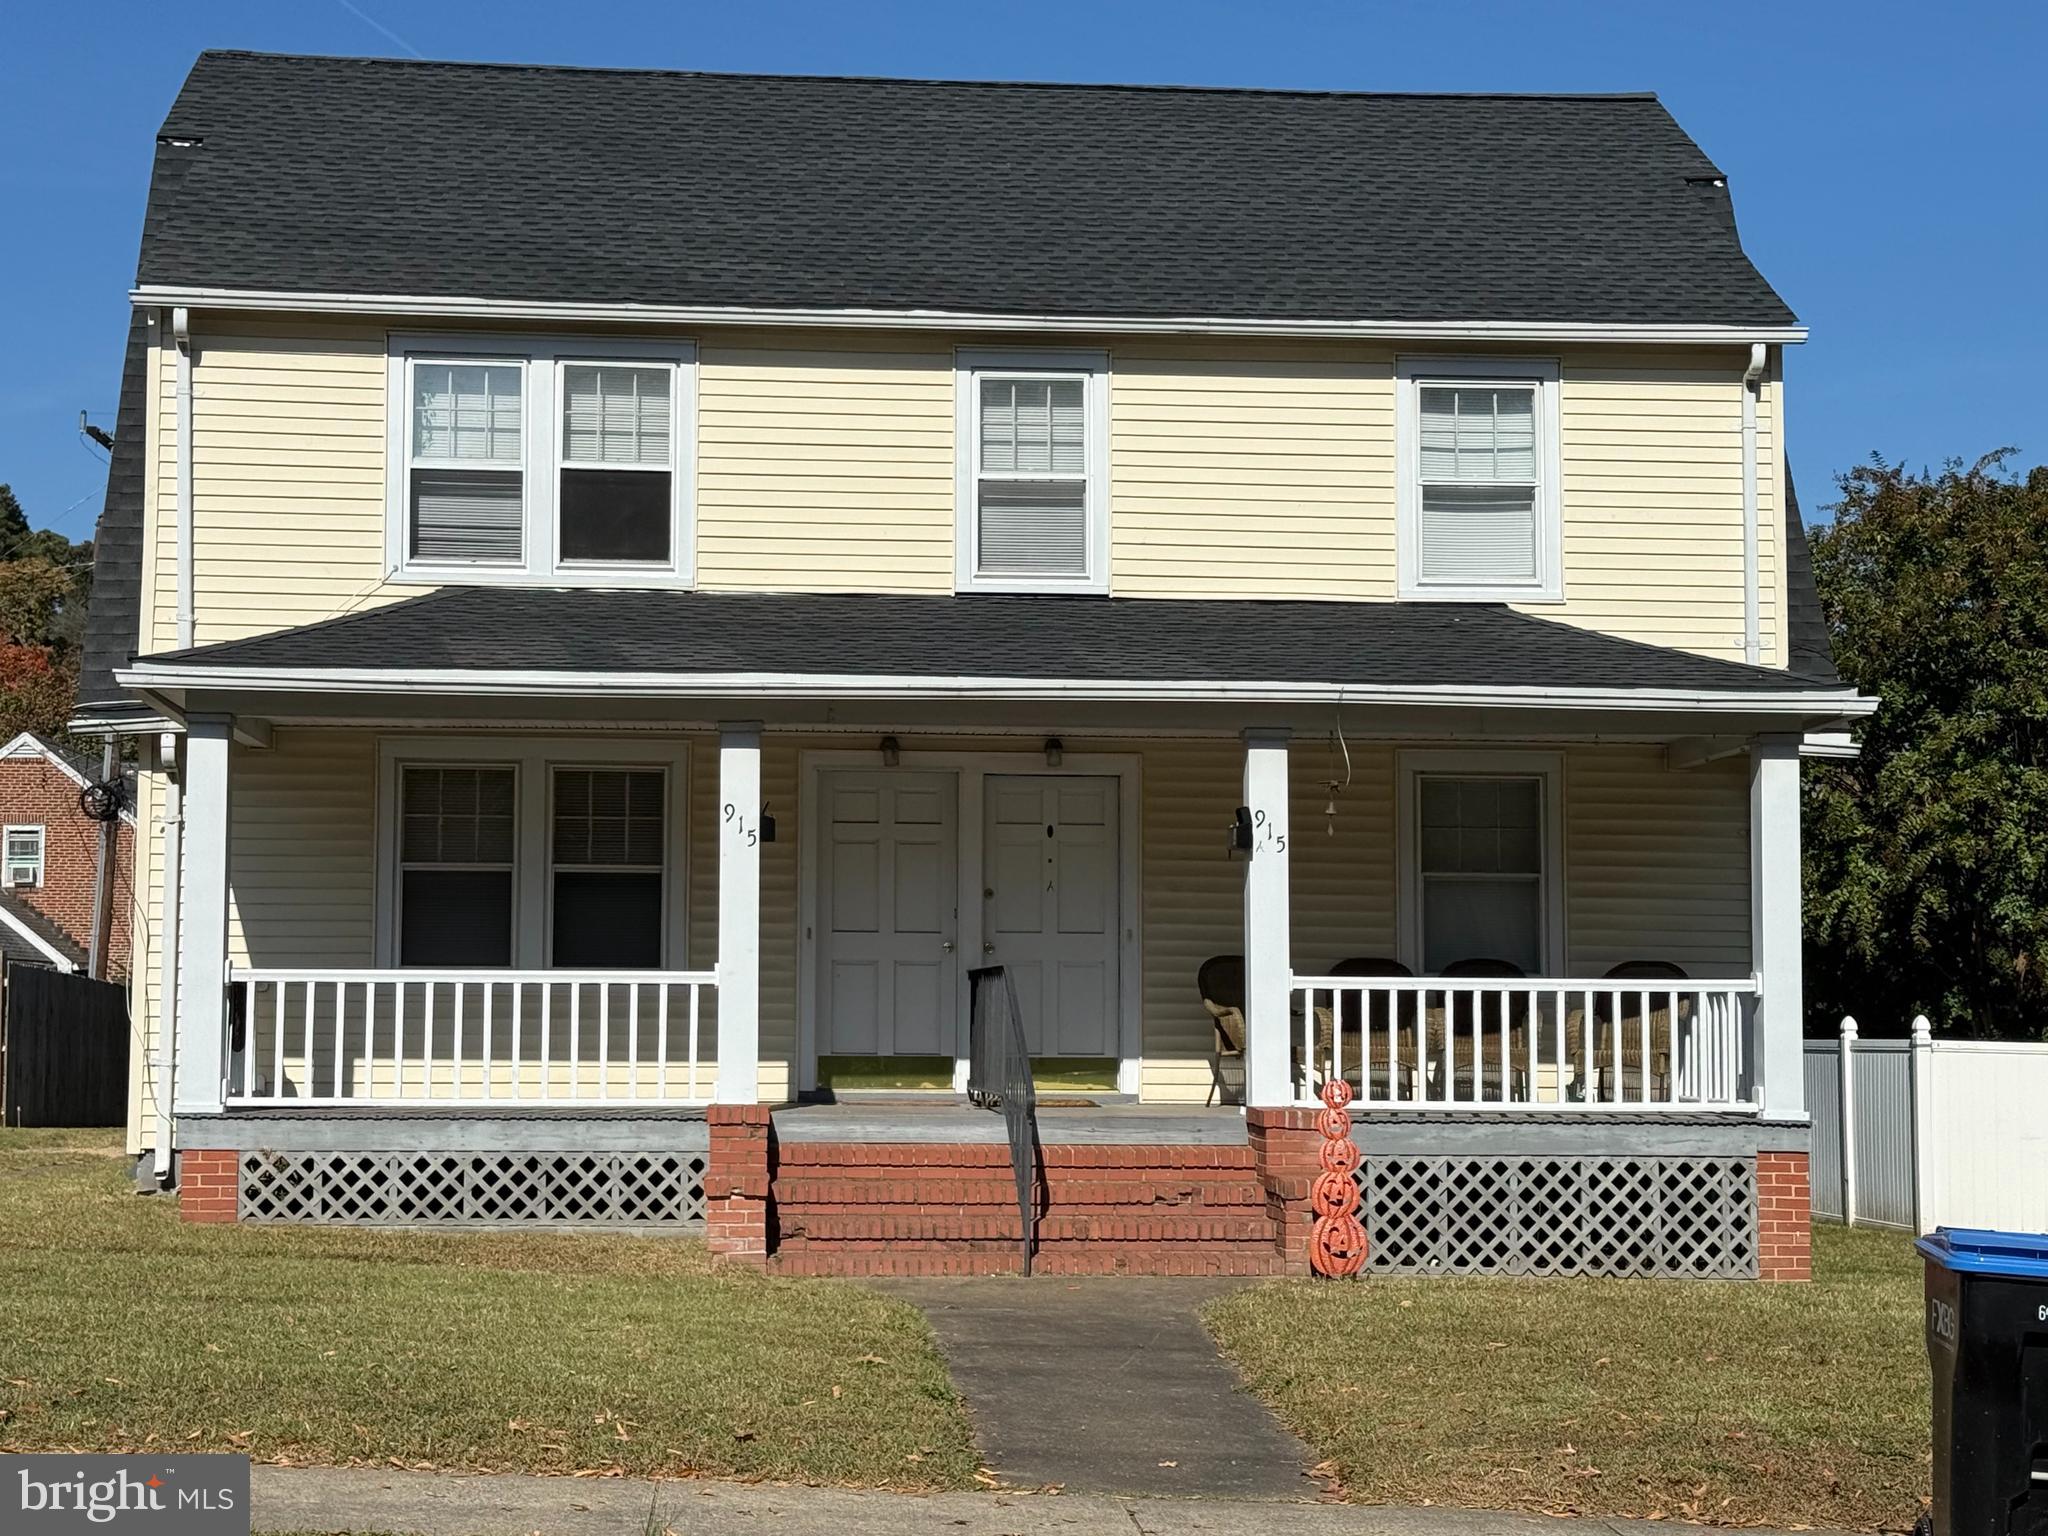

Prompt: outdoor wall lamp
[880,736,901,767]
[1044,737,1064,767]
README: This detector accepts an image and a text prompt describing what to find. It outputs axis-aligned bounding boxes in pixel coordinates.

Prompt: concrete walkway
[884,1276,1315,1498]
[249,1465,1826,1535]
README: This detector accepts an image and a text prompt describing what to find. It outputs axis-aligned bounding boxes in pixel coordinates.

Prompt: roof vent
[157,134,204,149]
[1685,174,1727,189]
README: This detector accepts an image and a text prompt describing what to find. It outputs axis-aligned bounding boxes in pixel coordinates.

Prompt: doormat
[1036,1096,1101,1108]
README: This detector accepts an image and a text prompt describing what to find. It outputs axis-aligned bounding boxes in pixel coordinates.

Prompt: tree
[1804,452,2048,1039]
[0,483,94,740]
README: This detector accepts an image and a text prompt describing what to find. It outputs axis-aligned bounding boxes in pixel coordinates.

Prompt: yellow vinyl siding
[142,317,1787,668]
[696,337,956,592]
[1109,345,1395,600]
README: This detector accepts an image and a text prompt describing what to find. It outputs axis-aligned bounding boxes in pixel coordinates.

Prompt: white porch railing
[1288,975,1758,1112]
[225,968,718,1107]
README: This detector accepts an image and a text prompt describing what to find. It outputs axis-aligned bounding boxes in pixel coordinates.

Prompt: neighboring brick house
[0,732,135,979]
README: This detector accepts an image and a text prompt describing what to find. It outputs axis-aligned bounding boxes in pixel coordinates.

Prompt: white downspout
[173,306,195,650]
[1741,342,1766,667]
[154,734,183,1186]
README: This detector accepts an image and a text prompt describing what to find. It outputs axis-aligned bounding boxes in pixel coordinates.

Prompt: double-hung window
[956,349,1108,592]
[550,767,666,968]
[389,337,694,582]
[1397,357,1560,600]
[397,766,517,966]
[407,362,526,565]
[1399,751,1563,978]
[4,825,44,888]
[382,741,688,971]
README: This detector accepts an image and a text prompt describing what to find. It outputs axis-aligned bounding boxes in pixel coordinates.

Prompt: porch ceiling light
[1044,737,1063,767]
[880,736,901,768]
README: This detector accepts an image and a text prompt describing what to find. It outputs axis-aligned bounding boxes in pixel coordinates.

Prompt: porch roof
[121,587,1866,714]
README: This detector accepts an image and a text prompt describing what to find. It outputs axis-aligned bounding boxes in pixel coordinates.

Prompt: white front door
[983,775,1119,1057]
[817,771,959,1057]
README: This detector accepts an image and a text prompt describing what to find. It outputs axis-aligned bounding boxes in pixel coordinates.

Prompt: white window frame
[954,346,1110,594]
[393,763,521,967]
[1395,355,1562,602]
[1395,749,1565,976]
[544,763,673,969]
[374,737,691,969]
[4,824,45,889]
[385,334,697,587]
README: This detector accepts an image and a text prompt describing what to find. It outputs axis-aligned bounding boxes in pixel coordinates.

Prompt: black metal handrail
[967,965,1039,1274]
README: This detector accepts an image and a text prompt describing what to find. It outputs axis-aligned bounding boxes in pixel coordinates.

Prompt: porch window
[558,363,675,564]
[1416,775,1545,975]
[956,349,1108,592]
[398,766,516,965]
[407,361,526,565]
[1397,357,1560,600]
[550,768,665,967]
[4,825,43,888]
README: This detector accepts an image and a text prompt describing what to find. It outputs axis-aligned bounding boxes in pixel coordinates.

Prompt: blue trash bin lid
[1915,1227,2048,1279]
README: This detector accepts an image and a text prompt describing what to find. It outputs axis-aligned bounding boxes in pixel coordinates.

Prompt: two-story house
[78,52,1869,1277]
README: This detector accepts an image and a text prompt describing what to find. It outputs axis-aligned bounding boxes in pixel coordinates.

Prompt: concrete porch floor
[772,1097,1249,1144]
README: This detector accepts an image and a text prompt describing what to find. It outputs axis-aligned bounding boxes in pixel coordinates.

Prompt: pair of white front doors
[816,770,1120,1061]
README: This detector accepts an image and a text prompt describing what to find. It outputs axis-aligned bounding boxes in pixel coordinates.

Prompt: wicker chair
[1580,960,1691,1102]
[1198,954,1246,1106]
[1434,958,1530,1101]
[1308,958,1415,1097]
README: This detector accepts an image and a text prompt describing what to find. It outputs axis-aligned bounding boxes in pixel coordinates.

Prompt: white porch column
[1749,733,1804,1121]
[715,723,763,1104]
[173,714,231,1116]
[1242,728,1294,1108]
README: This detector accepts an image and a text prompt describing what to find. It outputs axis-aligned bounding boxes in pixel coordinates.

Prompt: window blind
[410,470,523,563]
[562,366,671,466]
[1416,384,1540,586]
[1418,776,1543,974]
[976,375,1089,577]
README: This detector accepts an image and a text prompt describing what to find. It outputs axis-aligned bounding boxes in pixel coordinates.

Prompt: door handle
[940,940,954,953]
[983,941,996,954]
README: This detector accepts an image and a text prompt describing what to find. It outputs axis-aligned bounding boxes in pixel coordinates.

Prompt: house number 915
[723,803,758,846]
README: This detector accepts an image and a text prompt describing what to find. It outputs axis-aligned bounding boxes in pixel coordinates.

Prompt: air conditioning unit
[8,867,33,886]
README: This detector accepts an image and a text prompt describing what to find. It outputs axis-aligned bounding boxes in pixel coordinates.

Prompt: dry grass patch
[1206,1224,1928,1530]
[0,1132,976,1489]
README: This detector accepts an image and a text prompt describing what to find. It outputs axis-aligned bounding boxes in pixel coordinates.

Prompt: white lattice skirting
[1358,1155,1759,1278]
[237,1149,710,1228]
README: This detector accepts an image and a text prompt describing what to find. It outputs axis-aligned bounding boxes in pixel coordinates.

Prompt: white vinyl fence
[1806,1016,2048,1234]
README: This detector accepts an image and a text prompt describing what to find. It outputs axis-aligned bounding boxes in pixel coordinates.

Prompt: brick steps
[766,1137,1292,1276]
[776,1210,1278,1244]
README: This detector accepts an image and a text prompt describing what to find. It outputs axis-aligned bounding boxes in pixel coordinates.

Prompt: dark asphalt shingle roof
[1783,469,1838,684]
[135,587,1847,696]
[142,51,1796,329]
[77,312,151,711]
[0,890,87,971]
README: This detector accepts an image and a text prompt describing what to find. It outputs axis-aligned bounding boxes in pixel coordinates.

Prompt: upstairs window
[388,337,695,583]
[408,362,525,565]
[1397,358,1560,600]
[559,364,675,564]
[5,825,44,888]
[956,350,1108,592]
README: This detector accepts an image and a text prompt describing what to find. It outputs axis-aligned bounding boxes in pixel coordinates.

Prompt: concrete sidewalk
[250,1466,1829,1535]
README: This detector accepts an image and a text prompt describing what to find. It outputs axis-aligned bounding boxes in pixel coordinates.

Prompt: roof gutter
[116,659,1877,717]
[1742,342,1767,666]
[131,285,1809,347]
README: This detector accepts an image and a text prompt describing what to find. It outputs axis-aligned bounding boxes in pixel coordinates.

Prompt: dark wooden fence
[1,965,130,1127]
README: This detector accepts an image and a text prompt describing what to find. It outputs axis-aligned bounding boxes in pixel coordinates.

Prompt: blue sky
[3,0,2042,543]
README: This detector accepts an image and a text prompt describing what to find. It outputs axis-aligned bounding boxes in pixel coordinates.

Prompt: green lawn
[0,1131,978,1489]
[1207,1224,1929,1530]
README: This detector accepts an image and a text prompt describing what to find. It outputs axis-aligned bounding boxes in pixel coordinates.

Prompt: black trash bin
[1917,1227,2048,1535]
